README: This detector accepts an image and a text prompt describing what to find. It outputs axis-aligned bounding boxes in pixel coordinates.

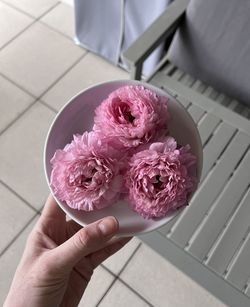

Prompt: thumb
[50,216,118,268]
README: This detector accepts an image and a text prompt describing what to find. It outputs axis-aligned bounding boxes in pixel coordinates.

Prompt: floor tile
[99,279,150,307]
[0,216,38,306]
[2,0,59,18]
[0,2,34,49]
[41,2,74,38]
[78,266,114,307]
[61,0,73,5]
[42,52,129,111]
[120,244,226,307]
[0,22,84,97]
[103,237,140,275]
[0,183,35,254]
[0,75,34,133]
[0,102,55,209]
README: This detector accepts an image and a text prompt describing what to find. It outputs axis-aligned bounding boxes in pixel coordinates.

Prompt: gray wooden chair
[122,0,250,306]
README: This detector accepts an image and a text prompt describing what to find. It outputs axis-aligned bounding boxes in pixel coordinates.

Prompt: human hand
[4,195,131,307]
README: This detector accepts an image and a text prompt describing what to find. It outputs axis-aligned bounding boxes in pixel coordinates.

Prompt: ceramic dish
[44,80,203,236]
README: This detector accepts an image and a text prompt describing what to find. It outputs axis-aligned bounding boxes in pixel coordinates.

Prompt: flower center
[153,175,162,190]
[69,174,92,187]
[126,112,135,123]
[84,177,92,183]
[68,162,98,188]
[115,100,135,124]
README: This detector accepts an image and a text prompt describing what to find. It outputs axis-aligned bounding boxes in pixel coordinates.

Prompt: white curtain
[74,0,172,76]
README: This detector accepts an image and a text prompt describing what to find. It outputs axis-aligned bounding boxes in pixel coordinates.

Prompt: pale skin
[4,195,131,307]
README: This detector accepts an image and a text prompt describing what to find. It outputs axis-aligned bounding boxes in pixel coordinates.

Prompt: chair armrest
[122,0,189,79]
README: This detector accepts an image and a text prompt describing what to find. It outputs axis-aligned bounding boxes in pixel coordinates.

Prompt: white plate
[44,80,203,236]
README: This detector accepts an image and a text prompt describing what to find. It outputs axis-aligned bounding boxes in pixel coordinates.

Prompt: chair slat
[187,104,205,124]
[187,150,250,261]
[215,93,226,102]
[203,86,218,99]
[228,100,239,111]
[206,188,250,275]
[162,62,175,75]
[179,73,195,87]
[201,86,213,96]
[246,282,250,297]
[169,132,250,248]
[214,93,231,108]
[197,113,221,146]
[158,85,191,109]
[160,74,250,134]
[175,95,190,108]
[201,123,236,181]
[241,107,250,119]
[158,210,183,236]
[191,80,207,93]
[171,68,184,80]
[234,103,245,115]
[226,232,250,290]
[209,89,219,100]
[219,95,231,107]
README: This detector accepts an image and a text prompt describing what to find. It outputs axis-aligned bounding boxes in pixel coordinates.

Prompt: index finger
[41,194,65,220]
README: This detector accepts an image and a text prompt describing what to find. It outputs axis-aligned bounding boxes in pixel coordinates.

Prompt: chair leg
[130,63,143,80]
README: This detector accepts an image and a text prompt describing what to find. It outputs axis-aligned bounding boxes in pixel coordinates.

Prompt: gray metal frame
[122,0,189,80]
[122,1,250,306]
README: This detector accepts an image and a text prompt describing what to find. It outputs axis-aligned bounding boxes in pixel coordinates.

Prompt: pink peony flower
[93,85,169,148]
[125,137,197,219]
[50,131,125,211]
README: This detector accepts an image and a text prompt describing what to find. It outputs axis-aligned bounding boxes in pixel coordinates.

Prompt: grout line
[96,275,153,307]
[0,49,88,135]
[0,0,60,20]
[0,179,39,213]
[0,213,39,258]
[95,275,118,307]
[0,1,79,52]
[100,266,116,279]
[0,1,76,100]
[38,19,75,42]
[97,243,154,307]
[97,253,138,306]
[26,1,61,20]
[117,278,154,307]
[1,49,87,113]
[39,100,58,113]
[100,264,117,278]
[0,47,88,114]
[0,2,87,125]
[101,241,141,277]
[0,1,61,52]
[37,51,88,99]
[0,20,36,52]
[116,243,155,306]
[0,72,37,98]
[0,99,38,136]
[117,242,142,276]
[0,0,38,19]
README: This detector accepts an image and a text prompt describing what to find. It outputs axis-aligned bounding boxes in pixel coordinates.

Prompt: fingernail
[98,216,118,237]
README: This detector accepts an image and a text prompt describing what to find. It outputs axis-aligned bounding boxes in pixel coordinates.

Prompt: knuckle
[74,228,93,250]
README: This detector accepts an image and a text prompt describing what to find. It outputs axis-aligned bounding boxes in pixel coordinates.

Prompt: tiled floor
[0,1,227,306]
